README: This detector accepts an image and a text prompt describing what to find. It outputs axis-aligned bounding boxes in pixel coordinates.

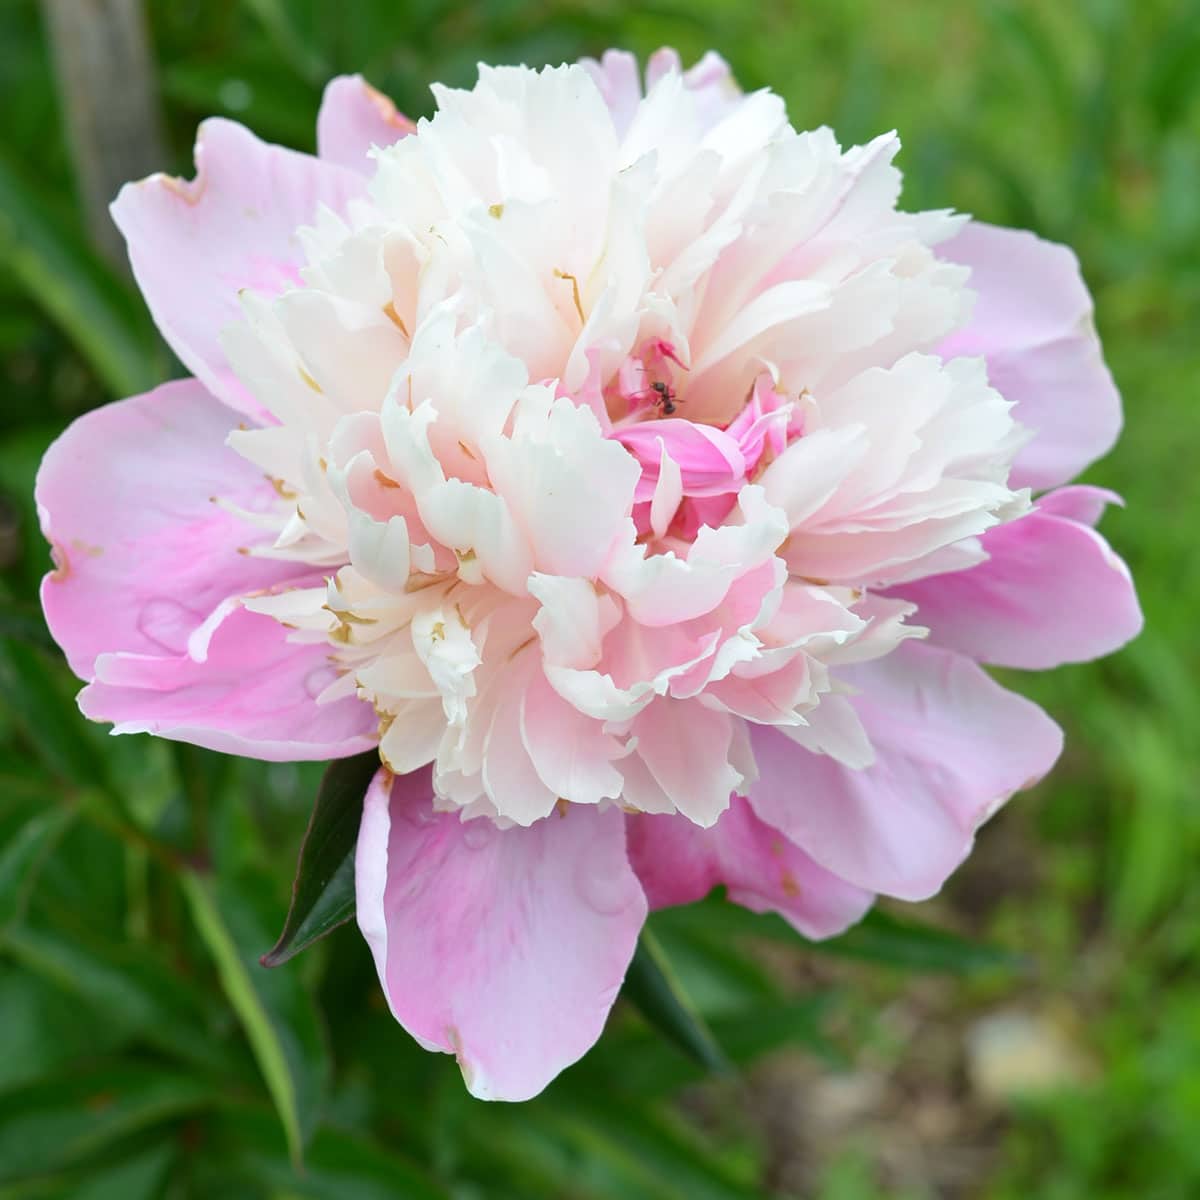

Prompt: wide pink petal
[36,379,302,679]
[78,604,376,761]
[316,75,415,172]
[356,769,647,1100]
[110,119,365,418]
[748,641,1063,900]
[938,221,1121,491]
[891,489,1142,669]
[627,796,873,939]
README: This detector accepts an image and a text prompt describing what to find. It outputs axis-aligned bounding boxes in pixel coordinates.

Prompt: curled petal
[317,74,415,172]
[36,379,301,679]
[749,641,1063,900]
[356,768,646,1100]
[938,221,1122,491]
[627,796,873,939]
[111,119,365,418]
[891,487,1142,669]
[80,605,376,761]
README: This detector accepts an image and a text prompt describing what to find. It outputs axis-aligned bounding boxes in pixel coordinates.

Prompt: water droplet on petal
[575,837,629,915]
[303,665,338,699]
[461,818,495,851]
[136,598,201,654]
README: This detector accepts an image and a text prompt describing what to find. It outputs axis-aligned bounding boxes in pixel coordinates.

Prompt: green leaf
[816,907,1025,974]
[181,870,329,1168]
[261,750,379,967]
[620,928,730,1075]
[0,1063,211,1184]
[0,806,74,932]
[2,921,235,1074]
[0,967,126,1096]
[0,638,106,787]
[653,893,1022,976]
[54,1143,174,1200]
[203,1101,450,1200]
[0,152,163,398]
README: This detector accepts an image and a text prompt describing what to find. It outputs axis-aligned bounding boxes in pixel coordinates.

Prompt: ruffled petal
[938,221,1122,491]
[748,641,1063,900]
[355,769,646,1100]
[111,119,365,418]
[36,379,301,679]
[627,796,873,939]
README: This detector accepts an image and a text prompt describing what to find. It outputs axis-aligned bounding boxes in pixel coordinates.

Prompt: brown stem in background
[39,0,167,268]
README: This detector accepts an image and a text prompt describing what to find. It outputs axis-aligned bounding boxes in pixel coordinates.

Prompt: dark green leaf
[817,907,1026,974]
[0,1063,211,1184]
[0,638,105,787]
[0,967,126,1096]
[203,1102,450,1200]
[621,928,730,1074]
[0,806,73,931]
[261,750,379,967]
[2,921,235,1073]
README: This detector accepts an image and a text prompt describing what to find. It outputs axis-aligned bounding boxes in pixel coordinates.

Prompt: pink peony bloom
[36,50,1141,1100]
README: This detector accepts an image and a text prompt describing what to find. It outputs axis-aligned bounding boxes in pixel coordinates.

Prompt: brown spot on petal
[457,440,477,461]
[48,542,70,581]
[364,81,417,133]
[445,1026,475,1088]
[556,798,570,818]
[780,870,801,898]
[508,634,536,662]
[158,171,206,205]
[373,468,402,489]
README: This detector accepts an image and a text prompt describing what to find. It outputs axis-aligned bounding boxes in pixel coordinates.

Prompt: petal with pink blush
[632,699,742,827]
[36,379,302,679]
[111,119,365,418]
[748,641,1063,900]
[938,221,1122,491]
[890,489,1142,669]
[355,768,647,1100]
[627,796,873,939]
[80,605,376,761]
[316,75,414,172]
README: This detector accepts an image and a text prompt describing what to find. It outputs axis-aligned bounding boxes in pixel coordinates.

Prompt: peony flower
[37,48,1141,1100]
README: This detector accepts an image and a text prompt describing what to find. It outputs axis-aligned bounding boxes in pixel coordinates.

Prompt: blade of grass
[180,871,309,1167]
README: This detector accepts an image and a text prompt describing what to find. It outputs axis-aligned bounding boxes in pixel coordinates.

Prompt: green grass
[1,1,1197,1196]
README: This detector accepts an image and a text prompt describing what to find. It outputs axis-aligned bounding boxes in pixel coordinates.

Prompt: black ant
[650,380,678,416]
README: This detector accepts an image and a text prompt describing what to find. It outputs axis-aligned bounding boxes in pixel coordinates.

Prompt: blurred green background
[0,1,1197,1197]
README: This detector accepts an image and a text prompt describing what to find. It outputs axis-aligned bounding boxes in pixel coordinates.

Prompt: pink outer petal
[938,221,1122,491]
[356,769,647,1100]
[627,796,874,939]
[36,379,302,680]
[111,118,365,419]
[79,604,376,761]
[890,487,1142,669]
[748,641,1063,901]
[316,75,415,172]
